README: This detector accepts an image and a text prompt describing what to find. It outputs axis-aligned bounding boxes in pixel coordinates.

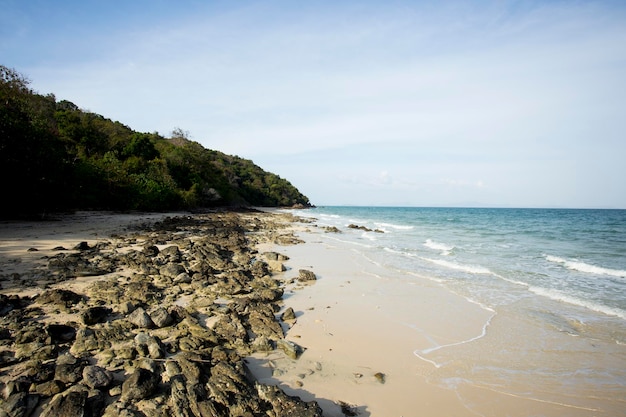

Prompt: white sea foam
[529,286,626,320]
[423,239,455,255]
[375,222,414,231]
[422,258,492,275]
[545,255,626,278]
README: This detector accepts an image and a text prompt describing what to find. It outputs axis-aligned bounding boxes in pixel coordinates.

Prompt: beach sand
[2,210,622,416]
[249,223,625,416]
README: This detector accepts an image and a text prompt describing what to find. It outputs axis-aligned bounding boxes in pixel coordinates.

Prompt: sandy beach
[1,210,623,416]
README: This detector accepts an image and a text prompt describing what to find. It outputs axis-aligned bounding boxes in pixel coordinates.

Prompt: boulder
[298,269,317,282]
[121,368,158,402]
[82,365,113,389]
[127,307,154,329]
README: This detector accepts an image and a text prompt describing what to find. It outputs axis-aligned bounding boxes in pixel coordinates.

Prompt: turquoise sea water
[300,206,626,337]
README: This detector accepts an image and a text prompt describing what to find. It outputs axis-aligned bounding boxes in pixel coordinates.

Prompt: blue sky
[2,0,626,208]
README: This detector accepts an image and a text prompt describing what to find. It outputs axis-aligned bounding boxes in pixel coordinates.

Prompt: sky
[2,0,626,208]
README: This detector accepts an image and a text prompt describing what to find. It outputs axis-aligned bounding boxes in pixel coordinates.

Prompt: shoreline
[253,214,626,416]
[2,209,623,416]
[250,227,495,416]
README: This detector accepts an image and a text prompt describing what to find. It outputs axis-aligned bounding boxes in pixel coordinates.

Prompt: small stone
[373,372,385,384]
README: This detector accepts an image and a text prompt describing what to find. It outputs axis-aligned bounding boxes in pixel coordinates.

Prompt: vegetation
[0,65,311,218]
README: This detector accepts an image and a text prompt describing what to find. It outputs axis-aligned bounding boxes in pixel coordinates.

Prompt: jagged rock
[41,389,87,417]
[82,365,113,389]
[127,307,154,329]
[121,368,158,402]
[55,356,86,384]
[143,245,160,257]
[298,269,317,282]
[160,263,186,279]
[174,272,192,284]
[213,313,248,344]
[82,306,112,325]
[70,328,99,355]
[150,307,173,328]
[74,241,91,251]
[276,339,304,360]
[247,304,284,341]
[36,289,83,308]
[251,335,273,352]
[263,251,290,261]
[281,307,296,321]
[256,383,323,417]
[32,379,65,397]
[1,392,39,417]
[46,324,77,343]
[134,332,164,359]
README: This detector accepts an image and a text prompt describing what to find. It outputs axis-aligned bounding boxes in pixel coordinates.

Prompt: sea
[293,206,626,413]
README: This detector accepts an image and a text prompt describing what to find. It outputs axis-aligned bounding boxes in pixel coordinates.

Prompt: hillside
[0,65,311,218]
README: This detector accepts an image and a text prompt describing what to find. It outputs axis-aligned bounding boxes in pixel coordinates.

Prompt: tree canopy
[0,65,311,218]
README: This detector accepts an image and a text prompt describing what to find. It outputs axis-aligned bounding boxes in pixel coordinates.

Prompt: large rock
[41,390,88,417]
[150,307,173,328]
[82,365,113,389]
[298,269,317,282]
[121,368,158,402]
[127,307,154,329]
[276,339,305,360]
[256,383,323,417]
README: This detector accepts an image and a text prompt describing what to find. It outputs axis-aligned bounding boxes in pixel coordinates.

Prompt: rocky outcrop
[0,212,323,417]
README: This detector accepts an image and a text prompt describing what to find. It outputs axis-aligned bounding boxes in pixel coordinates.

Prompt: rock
[251,335,273,352]
[276,339,304,360]
[82,306,112,325]
[247,306,284,341]
[281,307,296,321]
[143,245,160,257]
[36,289,83,308]
[41,390,87,417]
[150,307,173,328]
[46,324,77,343]
[127,307,154,329]
[55,357,86,384]
[160,263,186,279]
[74,241,91,251]
[263,252,290,261]
[134,332,164,359]
[373,372,385,384]
[121,368,158,402]
[70,328,99,355]
[33,379,65,397]
[1,393,39,417]
[174,272,192,284]
[298,269,317,282]
[82,365,113,389]
[256,384,323,417]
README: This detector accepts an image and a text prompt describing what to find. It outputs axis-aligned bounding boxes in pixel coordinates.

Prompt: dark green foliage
[0,66,310,218]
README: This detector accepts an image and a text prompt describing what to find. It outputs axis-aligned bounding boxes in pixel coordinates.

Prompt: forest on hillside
[0,65,311,218]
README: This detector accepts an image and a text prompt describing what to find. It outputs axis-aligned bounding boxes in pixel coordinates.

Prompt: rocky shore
[0,210,325,417]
